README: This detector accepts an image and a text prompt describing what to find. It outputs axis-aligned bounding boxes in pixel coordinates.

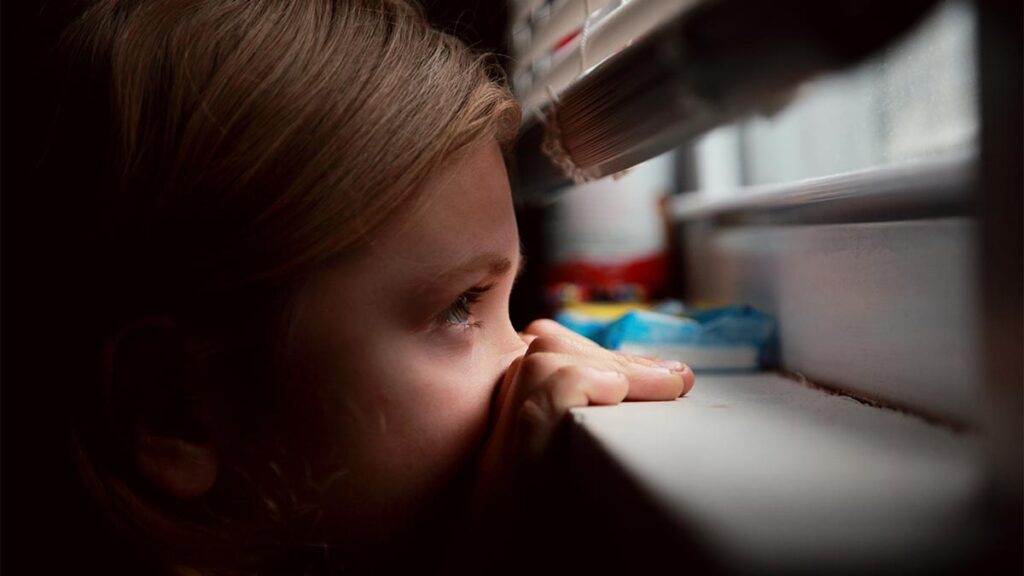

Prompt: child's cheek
[406,338,497,416]
[426,326,479,357]
[315,341,498,536]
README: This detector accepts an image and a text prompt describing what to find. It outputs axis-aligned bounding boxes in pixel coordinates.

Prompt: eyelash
[439,284,493,330]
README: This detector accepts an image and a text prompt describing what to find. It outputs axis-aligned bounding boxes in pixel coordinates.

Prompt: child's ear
[105,317,221,501]
[134,430,218,501]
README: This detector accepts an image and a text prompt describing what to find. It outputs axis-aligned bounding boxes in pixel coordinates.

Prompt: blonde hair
[56,0,519,572]
[72,0,518,289]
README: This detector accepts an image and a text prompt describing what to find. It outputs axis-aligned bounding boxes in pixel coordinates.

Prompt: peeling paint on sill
[778,369,973,433]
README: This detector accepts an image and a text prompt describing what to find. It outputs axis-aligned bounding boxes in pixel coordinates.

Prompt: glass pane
[691,0,977,191]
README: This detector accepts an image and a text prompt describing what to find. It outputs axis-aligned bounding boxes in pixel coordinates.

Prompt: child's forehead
[341,140,518,283]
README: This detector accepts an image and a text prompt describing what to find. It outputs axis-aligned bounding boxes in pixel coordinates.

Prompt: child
[48,1,694,573]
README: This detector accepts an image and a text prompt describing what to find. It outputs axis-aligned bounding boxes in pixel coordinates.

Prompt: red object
[554,30,580,51]
[546,253,668,300]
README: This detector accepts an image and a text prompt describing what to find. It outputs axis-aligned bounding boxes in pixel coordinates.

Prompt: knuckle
[517,395,550,429]
[545,373,588,409]
[551,364,582,383]
[524,318,562,336]
[526,334,565,354]
[518,352,558,382]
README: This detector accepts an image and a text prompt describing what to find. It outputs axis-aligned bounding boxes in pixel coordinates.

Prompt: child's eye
[438,284,492,329]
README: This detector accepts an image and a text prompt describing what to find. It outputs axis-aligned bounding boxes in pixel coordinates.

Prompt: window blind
[511,0,942,197]
[512,0,692,115]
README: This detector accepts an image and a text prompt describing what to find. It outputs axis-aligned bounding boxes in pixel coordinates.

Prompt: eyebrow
[423,245,526,290]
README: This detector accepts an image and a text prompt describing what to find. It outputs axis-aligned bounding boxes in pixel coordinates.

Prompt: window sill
[565,372,986,574]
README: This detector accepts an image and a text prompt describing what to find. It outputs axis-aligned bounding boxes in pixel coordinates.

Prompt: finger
[511,350,635,402]
[621,356,696,396]
[522,318,601,349]
[521,365,629,431]
[511,351,575,403]
[616,361,688,401]
[493,354,526,419]
[557,365,630,406]
[516,365,628,457]
[525,332,681,380]
[679,363,696,396]
[518,344,690,401]
[525,333,593,356]
[607,353,695,398]
[616,351,686,372]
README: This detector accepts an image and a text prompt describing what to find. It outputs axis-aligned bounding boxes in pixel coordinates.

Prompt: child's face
[286,140,526,542]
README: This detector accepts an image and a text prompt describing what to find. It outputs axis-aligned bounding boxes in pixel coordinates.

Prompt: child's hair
[49,0,519,572]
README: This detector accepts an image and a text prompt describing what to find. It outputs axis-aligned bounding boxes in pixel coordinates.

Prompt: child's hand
[475,318,694,509]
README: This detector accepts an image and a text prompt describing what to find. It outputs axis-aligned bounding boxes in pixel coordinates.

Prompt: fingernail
[636,364,675,376]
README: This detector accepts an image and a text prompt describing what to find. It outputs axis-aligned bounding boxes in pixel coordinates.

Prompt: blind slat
[513,0,943,197]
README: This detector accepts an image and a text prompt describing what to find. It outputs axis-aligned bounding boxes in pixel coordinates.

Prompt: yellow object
[561,302,649,320]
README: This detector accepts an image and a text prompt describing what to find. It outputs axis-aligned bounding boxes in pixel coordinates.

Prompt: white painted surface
[771,220,980,423]
[682,218,981,424]
[619,343,758,371]
[546,151,673,264]
[671,155,972,221]
[570,373,985,573]
[692,124,743,197]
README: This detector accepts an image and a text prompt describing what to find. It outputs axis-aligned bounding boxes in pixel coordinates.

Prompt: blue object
[554,305,777,371]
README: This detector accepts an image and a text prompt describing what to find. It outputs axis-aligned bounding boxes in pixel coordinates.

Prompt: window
[692,0,976,193]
